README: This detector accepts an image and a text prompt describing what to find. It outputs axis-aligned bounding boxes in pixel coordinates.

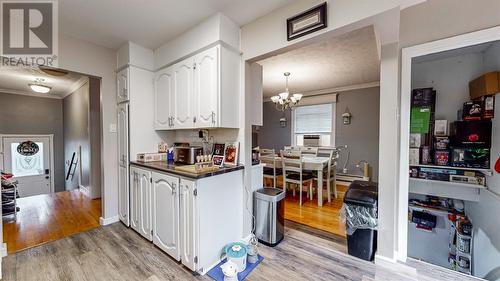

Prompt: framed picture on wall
[223,142,239,166]
[287,2,327,41]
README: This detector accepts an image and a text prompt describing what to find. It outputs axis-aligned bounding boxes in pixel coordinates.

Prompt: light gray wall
[63,82,90,191]
[0,92,65,191]
[257,102,292,152]
[335,87,380,181]
[89,77,101,199]
[258,87,380,181]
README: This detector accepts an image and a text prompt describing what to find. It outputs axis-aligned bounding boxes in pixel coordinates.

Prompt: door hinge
[193,189,197,197]
[151,230,153,235]
[150,177,152,183]
[194,256,198,264]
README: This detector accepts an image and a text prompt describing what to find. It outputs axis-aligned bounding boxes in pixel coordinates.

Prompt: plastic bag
[340,203,378,235]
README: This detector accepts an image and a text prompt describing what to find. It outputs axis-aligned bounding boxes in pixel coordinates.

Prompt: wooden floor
[267,177,348,237]
[2,222,479,281]
[2,189,101,254]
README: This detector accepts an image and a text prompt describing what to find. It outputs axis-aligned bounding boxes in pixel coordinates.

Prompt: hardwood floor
[2,222,479,281]
[266,177,348,237]
[2,189,101,254]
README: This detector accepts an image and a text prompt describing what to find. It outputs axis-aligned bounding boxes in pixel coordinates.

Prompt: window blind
[294,103,332,134]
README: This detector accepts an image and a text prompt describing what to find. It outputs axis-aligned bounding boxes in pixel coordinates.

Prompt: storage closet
[407,40,500,279]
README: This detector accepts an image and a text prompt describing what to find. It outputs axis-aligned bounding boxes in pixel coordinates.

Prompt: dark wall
[0,92,65,191]
[257,102,292,152]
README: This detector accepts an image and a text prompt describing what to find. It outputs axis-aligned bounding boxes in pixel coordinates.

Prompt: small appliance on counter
[173,144,203,165]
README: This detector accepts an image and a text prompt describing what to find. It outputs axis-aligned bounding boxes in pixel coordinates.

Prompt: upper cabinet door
[154,68,174,130]
[117,68,129,103]
[180,179,198,271]
[152,172,180,261]
[193,46,219,128]
[117,103,129,166]
[172,58,195,129]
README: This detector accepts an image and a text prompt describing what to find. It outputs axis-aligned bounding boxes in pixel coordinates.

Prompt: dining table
[273,155,334,207]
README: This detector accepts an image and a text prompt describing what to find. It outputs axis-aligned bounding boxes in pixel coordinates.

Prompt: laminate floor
[2,189,101,253]
[2,222,479,281]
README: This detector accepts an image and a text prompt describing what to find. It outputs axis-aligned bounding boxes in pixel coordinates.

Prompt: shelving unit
[410,164,493,176]
[2,179,19,220]
[409,178,485,202]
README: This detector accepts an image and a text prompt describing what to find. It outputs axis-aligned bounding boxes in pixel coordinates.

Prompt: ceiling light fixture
[271,72,302,111]
[29,78,51,94]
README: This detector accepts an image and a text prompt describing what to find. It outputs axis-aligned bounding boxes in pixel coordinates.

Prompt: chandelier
[270,72,303,111]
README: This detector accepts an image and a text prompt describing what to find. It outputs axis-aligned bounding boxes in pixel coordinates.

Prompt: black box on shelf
[451,147,490,169]
[462,101,483,121]
[451,121,492,148]
[412,88,436,110]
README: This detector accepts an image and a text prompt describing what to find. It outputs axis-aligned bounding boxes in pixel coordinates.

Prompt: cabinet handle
[193,116,196,123]
[211,111,215,124]
[172,183,177,195]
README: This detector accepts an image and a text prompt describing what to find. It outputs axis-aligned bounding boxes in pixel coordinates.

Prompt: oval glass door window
[11,142,44,177]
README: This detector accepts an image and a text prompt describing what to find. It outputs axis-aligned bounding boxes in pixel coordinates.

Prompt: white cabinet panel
[194,46,219,128]
[117,68,129,103]
[173,58,194,128]
[154,68,174,129]
[152,172,180,260]
[180,179,198,271]
[118,165,129,226]
[130,166,152,241]
[130,167,140,231]
[117,103,129,166]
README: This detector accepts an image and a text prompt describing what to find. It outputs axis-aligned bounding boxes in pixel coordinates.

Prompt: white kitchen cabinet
[118,165,129,226]
[153,44,239,130]
[154,67,174,129]
[117,67,129,103]
[172,58,195,128]
[179,179,198,271]
[193,46,218,128]
[152,172,180,261]
[130,166,152,241]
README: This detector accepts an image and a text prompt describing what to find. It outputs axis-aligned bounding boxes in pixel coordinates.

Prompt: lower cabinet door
[138,169,152,241]
[152,172,180,260]
[129,167,140,232]
[180,179,198,271]
[118,165,129,226]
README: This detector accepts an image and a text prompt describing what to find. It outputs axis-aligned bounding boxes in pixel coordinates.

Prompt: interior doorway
[0,65,103,253]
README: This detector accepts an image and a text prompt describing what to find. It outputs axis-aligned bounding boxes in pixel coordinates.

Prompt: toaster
[173,146,203,164]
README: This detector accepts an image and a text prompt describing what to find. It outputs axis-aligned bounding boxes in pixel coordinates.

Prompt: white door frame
[0,134,55,194]
[397,25,500,262]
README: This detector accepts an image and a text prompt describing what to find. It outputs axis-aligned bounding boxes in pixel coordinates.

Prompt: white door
[194,46,219,128]
[130,167,140,231]
[117,68,129,103]
[118,165,129,226]
[138,168,152,241]
[180,179,198,271]
[154,68,174,129]
[117,103,129,167]
[2,136,53,197]
[152,172,180,260]
[172,58,195,129]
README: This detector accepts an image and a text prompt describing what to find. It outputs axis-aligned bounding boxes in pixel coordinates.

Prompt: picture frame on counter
[287,2,327,41]
[212,155,224,167]
[223,142,239,167]
[213,143,225,156]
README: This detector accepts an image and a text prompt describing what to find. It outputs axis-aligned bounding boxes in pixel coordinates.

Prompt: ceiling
[0,67,87,99]
[413,40,499,64]
[257,26,380,98]
[59,0,295,50]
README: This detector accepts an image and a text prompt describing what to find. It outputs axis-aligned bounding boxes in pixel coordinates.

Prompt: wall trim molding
[99,216,119,226]
[61,77,89,98]
[263,81,380,102]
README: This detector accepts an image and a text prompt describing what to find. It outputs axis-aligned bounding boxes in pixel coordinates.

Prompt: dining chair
[260,148,281,188]
[281,149,313,206]
[317,148,339,202]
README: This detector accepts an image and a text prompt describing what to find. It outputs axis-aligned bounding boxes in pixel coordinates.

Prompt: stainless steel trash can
[254,188,285,247]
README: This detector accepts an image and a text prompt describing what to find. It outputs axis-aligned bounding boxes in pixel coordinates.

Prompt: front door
[2,136,53,197]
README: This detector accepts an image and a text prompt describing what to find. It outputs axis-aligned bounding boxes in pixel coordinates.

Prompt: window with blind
[293,103,334,146]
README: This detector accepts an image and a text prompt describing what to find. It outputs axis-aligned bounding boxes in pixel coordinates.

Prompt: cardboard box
[409,133,422,148]
[474,95,495,119]
[469,72,500,100]
[409,148,420,165]
[434,120,448,136]
[137,152,167,162]
[452,121,492,148]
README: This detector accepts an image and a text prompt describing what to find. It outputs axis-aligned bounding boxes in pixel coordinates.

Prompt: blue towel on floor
[207,255,264,281]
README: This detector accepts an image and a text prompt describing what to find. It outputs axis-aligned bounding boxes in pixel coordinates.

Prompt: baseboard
[375,254,397,265]
[0,243,7,257]
[99,216,119,226]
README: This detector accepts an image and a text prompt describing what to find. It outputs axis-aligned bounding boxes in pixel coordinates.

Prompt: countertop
[130,161,244,179]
